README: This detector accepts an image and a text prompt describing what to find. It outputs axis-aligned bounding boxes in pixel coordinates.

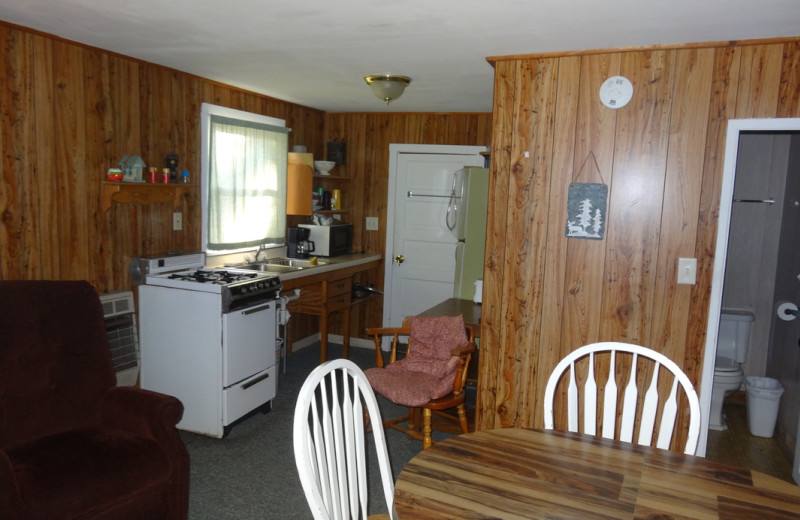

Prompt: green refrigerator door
[453,166,489,300]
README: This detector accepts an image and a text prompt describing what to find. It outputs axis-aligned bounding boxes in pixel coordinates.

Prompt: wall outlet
[365,216,379,231]
[677,257,697,285]
[172,212,183,231]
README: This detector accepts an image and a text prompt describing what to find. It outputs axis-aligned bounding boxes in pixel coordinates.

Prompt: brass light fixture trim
[364,74,411,104]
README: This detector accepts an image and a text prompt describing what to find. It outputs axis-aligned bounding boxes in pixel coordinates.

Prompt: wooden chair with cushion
[0,280,189,520]
[365,315,475,449]
[543,341,701,455]
[293,358,395,520]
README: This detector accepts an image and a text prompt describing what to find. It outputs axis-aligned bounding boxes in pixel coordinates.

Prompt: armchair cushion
[8,428,172,519]
[366,315,469,407]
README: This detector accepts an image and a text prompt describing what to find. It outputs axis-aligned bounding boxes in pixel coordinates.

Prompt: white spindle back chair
[294,359,395,520]
[543,342,701,455]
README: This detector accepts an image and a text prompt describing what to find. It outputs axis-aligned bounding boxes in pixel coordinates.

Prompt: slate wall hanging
[565,182,607,239]
[565,152,608,240]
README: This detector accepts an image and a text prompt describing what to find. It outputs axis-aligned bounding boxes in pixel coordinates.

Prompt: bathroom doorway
[698,118,800,469]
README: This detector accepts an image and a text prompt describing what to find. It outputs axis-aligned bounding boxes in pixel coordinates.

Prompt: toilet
[709,310,754,431]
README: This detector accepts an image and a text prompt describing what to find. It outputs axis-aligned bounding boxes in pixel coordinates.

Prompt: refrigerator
[451,166,490,301]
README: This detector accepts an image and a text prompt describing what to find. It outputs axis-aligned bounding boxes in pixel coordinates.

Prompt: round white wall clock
[599,76,633,109]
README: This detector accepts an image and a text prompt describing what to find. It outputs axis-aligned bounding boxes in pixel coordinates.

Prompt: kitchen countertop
[275,253,381,283]
[213,252,382,291]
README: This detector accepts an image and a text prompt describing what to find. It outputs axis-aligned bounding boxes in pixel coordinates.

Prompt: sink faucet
[254,244,270,262]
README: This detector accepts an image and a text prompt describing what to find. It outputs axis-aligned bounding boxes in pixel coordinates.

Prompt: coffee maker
[287,227,315,258]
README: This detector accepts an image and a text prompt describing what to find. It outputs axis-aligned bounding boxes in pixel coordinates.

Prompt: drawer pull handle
[243,304,271,316]
[242,372,270,389]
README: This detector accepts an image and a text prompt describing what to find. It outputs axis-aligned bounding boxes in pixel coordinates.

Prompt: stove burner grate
[168,269,259,285]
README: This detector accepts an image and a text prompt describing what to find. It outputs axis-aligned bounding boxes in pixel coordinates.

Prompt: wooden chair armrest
[365,327,411,368]
[365,326,410,336]
[450,330,476,395]
[450,343,476,358]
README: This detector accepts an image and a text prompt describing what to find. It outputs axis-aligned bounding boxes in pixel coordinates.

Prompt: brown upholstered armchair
[0,280,189,520]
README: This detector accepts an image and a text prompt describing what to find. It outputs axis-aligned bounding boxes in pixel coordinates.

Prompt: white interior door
[382,144,485,329]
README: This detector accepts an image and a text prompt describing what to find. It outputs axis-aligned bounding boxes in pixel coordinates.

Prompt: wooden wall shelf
[101,182,195,211]
[313,210,350,216]
[313,175,350,182]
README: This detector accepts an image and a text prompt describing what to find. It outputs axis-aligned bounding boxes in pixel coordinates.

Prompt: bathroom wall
[722,133,791,376]
[771,134,800,456]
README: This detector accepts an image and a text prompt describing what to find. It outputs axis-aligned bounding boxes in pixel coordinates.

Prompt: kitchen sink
[239,263,300,273]
[237,257,327,273]
[265,258,328,268]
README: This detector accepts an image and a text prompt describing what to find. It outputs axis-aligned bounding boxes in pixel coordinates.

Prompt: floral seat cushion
[366,315,469,407]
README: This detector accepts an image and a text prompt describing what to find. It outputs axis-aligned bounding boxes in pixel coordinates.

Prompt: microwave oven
[298,223,353,257]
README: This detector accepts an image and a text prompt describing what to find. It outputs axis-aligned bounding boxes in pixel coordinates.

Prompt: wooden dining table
[394,427,800,519]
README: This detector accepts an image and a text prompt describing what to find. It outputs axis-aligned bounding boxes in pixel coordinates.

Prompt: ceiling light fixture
[364,74,411,104]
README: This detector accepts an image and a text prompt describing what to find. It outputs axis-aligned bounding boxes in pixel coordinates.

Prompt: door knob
[394,254,405,264]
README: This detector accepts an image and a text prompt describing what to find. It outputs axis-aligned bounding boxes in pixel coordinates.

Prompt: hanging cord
[446,172,459,231]
[573,151,607,185]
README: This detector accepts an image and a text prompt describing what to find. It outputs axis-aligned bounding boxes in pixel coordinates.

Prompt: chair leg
[457,403,469,434]
[363,406,372,432]
[407,408,420,439]
[422,408,433,449]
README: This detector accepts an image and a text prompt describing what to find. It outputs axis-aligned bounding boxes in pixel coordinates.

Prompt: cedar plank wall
[0,21,492,348]
[322,113,492,339]
[0,22,325,289]
[478,38,800,451]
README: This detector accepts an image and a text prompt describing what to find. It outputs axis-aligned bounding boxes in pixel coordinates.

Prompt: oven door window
[222,301,276,387]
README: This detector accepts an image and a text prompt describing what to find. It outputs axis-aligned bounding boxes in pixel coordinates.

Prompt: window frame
[200,103,290,257]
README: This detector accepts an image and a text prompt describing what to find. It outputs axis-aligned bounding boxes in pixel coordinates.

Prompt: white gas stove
[136,252,282,311]
[137,252,282,438]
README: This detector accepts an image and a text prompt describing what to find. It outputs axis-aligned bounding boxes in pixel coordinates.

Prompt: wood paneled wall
[478,38,800,449]
[323,113,492,336]
[0,21,491,349]
[0,22,325,290]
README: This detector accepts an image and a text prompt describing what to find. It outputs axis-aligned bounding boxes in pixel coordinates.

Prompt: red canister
[161,168,171,183]
[148,167,158,183]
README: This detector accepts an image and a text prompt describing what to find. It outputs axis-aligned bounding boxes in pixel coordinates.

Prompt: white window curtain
[206,114,289,252]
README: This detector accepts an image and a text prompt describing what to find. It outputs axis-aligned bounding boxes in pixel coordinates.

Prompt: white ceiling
[1,0,799,113]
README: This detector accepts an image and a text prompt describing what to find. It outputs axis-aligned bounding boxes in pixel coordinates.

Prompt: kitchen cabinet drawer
[287,283,324,313]
[327,292,351,311]
[328,277,351,296]
[286,276,353,314]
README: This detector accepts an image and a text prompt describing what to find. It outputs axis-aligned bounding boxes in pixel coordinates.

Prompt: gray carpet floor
[180,343,456,519]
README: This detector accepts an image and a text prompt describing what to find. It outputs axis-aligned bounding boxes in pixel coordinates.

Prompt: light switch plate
[365,216,379,231]
[173,212,183,231]
[677,257,697,285]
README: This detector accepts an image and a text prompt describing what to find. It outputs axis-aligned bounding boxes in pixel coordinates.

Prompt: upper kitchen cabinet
[288,151,351,219]
[288,153,314,216]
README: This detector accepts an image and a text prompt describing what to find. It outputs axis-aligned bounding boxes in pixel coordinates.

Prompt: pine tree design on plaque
[565,182,607,240]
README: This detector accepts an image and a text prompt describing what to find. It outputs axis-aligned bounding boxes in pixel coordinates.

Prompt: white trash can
[745,376,784,438]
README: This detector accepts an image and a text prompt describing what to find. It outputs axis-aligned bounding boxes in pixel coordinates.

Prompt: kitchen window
[201,103,290,255]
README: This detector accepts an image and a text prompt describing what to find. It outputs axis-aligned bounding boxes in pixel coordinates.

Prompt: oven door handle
[241,303,272,316]
[241,371,270,390]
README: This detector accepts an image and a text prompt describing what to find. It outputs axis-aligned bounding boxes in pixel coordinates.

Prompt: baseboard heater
[99,290,139,386]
